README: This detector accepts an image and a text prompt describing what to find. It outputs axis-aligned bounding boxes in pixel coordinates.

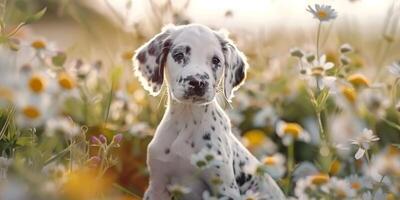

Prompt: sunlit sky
[96,0,393,31]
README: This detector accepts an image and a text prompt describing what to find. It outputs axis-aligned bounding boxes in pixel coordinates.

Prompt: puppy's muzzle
[185,76,209,97]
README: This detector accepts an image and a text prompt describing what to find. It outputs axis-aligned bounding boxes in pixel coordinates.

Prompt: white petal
[355,148,365,160]
[324,62,334,70]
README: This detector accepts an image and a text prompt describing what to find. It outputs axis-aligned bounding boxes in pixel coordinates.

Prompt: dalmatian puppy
[133,24,285,200]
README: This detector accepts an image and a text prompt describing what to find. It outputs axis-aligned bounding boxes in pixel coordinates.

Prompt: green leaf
[25,7,47,24]
[16,135,37,146]
[52,52,67,67]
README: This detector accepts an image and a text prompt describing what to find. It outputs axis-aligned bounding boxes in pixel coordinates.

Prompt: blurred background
[1,0,400,199]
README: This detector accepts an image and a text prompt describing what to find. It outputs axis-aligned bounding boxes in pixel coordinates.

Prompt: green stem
[365,149,370,164]
[286,142,295,195]
[317,111,325,141]
[104,83,114,123]
[6,22,25,37]
[316,22,322,58]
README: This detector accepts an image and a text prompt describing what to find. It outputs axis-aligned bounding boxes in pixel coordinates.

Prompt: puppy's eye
[173,53,184,61]
[212,57,220,65]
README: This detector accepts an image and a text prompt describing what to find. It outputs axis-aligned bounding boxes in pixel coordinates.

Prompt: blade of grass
[112,183,142,199]
[382,118,400,132]
[43,142,75,167]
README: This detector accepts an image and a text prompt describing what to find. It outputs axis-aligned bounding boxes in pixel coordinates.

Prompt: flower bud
[306,54,315,63]
[340,55,350,65]
[112,133,123,144]
[340,43,353,54]
[290,48,304,58]
[91,136,101,144]
[99,134,107,144]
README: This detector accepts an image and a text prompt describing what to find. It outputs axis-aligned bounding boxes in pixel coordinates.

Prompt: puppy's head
[133,24,248,104]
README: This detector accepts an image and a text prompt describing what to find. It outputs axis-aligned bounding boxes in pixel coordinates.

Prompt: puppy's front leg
[143,158,171,200]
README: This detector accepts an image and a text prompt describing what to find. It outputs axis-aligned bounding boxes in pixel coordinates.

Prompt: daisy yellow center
[283,123,302,138]
[31,40,46,49]
[29,75,46,93]
[310,174,329,185]
[311,66,324,76]
[317,11,328,19]
[347,74,370,87]
[263,156,277,166]
[329,160,341,175]
[22,106,41,119]
[341,87,356,103]
[243,130,266,147]
[58,72,75,90]
[351,182,361,190]
[122,51,134,61]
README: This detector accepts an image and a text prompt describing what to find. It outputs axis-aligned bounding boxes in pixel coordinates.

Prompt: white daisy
[306,4,338,22]
[276,120,310,146]
[350,128,379,160]
[18,70,55,95]
[261,153,286,179]
[321,177,356,199]
[345,174,373,193]
[295,173,330,200]
[15,92,55,127]
[304,55,336,91]
[252,107,278,128]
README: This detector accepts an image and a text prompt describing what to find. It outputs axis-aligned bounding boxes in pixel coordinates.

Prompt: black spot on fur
[203,133,211,140]
[236,172,247,186]
[147,40,159,56]
[233,60,245,87]
[165,148,170,154]
[137,51,147,63]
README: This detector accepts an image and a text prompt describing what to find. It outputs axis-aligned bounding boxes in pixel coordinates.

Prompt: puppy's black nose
[187,77,208,96]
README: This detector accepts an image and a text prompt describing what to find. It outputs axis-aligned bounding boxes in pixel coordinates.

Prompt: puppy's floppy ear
[133,25,176,96]
[215,30,248,102]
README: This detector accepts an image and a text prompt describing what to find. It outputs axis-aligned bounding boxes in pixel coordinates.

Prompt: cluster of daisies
[0,39,79,132]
